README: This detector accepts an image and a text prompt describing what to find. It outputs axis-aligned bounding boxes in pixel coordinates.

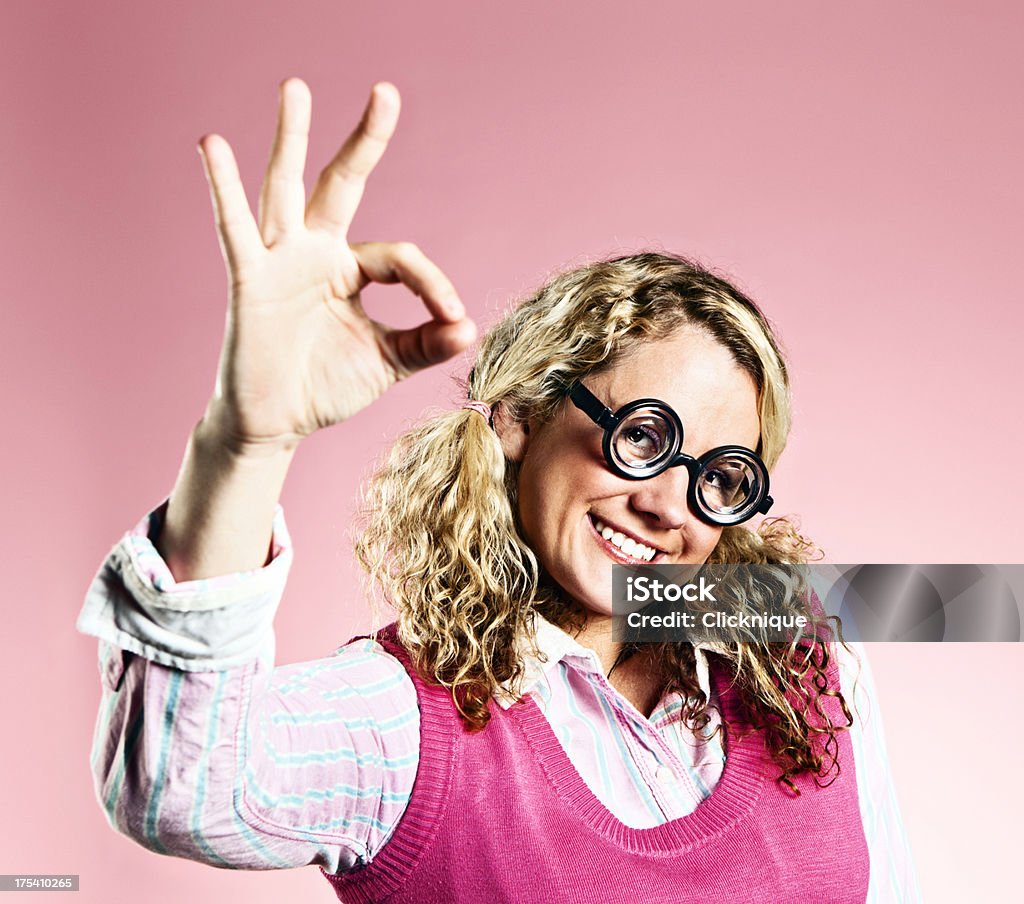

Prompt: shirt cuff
[76,497,292,674]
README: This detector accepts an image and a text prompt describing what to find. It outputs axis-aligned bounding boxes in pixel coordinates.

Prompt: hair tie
[462,400,493,421]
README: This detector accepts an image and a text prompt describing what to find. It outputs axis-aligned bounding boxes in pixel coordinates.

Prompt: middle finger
[258,77,312,245]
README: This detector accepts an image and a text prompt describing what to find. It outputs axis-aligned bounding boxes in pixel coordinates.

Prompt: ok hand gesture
[197,79,476,455]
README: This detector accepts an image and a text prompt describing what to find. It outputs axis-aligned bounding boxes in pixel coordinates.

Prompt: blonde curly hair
[356,251,851,791]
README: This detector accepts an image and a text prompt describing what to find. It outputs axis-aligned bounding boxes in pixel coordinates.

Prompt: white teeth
[592,518,658,561]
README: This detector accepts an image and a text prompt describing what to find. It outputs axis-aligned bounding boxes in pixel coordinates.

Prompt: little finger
[198,134,265,274]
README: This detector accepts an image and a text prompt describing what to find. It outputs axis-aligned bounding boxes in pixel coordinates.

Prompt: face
[503,326,761,617]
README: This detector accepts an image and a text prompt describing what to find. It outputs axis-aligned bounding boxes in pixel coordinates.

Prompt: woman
[77,79,919,902]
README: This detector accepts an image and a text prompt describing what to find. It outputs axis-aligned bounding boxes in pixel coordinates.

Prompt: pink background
[3,1,1022,900]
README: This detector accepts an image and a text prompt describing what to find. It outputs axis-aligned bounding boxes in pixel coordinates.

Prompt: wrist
[158,416,297,581]
[195,405,303,462]
[184,413,299,514]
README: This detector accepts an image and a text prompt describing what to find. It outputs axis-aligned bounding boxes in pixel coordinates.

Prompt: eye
[705,468,738,488]
[622,423,664,456]
[701,463,751,506]
[610,410,676,470]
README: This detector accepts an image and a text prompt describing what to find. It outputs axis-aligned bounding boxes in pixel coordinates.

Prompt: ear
[492,401,531,463]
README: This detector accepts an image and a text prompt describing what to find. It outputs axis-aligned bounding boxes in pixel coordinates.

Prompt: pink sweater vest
[322,624,869,903]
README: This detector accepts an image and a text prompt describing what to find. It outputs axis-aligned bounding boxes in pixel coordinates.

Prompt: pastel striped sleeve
[87,639,419,872]
[78,503,420,873]
[836,641,923,903]
[76,498,291,671]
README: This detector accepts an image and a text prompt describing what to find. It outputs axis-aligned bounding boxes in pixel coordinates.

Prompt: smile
[588,515,664,563]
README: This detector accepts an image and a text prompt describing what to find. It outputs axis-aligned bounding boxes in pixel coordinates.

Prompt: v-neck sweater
[322,623,870,903]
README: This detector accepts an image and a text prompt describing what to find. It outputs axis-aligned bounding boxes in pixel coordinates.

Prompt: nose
[627,462,694,531]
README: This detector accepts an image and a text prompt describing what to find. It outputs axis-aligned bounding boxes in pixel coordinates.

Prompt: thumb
[384,317,478,378]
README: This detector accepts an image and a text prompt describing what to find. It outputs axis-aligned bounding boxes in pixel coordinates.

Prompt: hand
[196,78,477,455]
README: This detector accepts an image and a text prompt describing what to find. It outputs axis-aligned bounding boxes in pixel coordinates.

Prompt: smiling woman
[77,79,919,903]
[513,328,761,610]
[359,253,838,757]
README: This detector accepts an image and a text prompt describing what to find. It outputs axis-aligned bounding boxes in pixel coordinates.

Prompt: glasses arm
[568,382,619,429]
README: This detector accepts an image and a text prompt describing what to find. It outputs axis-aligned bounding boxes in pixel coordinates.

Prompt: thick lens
[697,454,760,514]
[610,408,678,472]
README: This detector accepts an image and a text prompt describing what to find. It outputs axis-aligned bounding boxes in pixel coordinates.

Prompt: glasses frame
[567,381,774,526]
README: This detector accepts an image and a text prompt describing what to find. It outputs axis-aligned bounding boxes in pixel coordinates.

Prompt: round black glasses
[567,382,774,526]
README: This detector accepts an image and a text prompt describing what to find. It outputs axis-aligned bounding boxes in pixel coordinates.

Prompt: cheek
[514,455,554,548]
[694,525,725,560]
[515,445,597,551]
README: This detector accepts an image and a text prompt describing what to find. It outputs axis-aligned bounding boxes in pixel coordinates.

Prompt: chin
[563,585,616,619]
[579,602,615,619]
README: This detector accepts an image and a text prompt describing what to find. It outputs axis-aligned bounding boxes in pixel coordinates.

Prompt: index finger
[351,241,466,324]
[304,83,400,237]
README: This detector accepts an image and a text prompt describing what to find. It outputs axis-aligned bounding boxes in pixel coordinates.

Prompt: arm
[80,77,470,872]
[80,502,419,872]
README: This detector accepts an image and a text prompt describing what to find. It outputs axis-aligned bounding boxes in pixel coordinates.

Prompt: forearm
[157,413,298,582]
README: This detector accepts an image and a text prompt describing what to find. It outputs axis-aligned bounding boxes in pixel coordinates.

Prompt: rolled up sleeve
[77,500,419,875]
[76,498,291,674]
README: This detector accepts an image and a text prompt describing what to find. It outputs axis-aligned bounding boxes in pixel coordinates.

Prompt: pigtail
[355,406,540,729]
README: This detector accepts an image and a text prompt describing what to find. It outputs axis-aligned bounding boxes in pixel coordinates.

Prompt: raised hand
[197,78,476,455]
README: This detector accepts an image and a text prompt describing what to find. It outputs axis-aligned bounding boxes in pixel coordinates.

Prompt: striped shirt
[77,498,921,899]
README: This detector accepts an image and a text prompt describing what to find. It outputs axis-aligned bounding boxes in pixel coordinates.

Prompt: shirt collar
[494,611,727,710]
